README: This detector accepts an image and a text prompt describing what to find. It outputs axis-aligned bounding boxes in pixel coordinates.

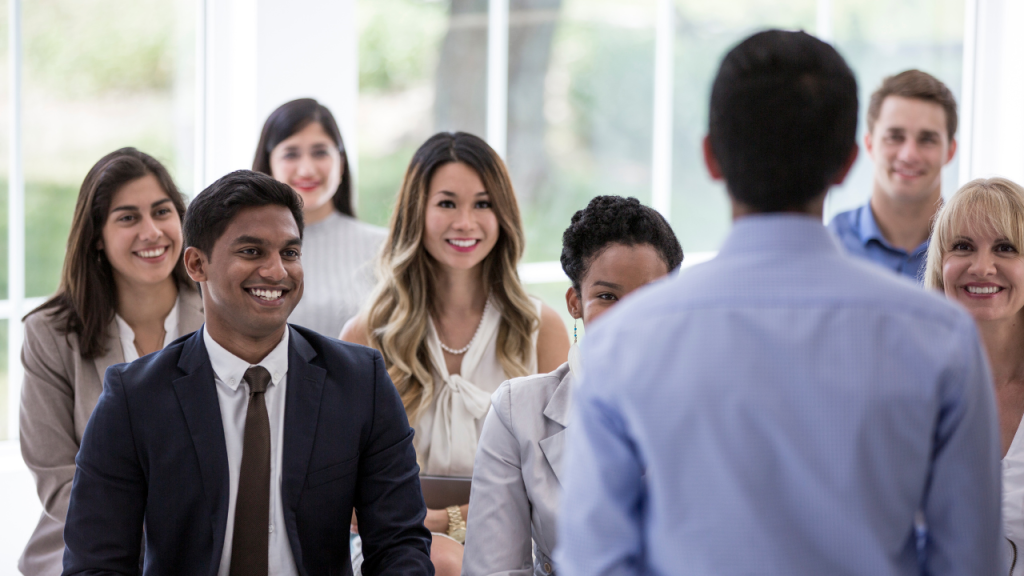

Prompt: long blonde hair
[365,132,539,423]
[924,177,1024,291]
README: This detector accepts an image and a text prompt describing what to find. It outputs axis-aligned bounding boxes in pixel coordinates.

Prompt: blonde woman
[342,131,569,573]
[924,177,1024,575]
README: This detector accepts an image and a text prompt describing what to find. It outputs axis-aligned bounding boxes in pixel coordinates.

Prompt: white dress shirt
[115,298,180,362]
[204,327,298,576]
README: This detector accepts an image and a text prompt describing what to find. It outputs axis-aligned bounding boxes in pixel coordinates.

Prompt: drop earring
[568,316,582,377]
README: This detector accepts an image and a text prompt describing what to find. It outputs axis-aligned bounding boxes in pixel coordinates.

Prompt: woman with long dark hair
[342,131,570,574]
[18,148,204,576]
[254,98,386,337]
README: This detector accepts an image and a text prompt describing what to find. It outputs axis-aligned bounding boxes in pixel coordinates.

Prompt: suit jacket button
[543,562,552,573]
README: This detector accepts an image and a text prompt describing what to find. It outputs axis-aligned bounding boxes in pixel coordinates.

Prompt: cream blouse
[413,297,541,477]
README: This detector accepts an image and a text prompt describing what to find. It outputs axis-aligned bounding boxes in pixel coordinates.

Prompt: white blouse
[1005,419,1024,575]
[413,297,541,477]
[114,298,181,363]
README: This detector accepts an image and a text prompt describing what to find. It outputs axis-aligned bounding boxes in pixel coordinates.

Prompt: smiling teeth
[448,239,477,247]
[136,247,166,258]
[967,286,1001,294]
[250,289,283,301]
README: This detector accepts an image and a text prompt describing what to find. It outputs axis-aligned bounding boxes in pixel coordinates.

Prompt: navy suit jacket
[62,325,433,576]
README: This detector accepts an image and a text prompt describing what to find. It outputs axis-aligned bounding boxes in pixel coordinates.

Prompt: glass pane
[0,0,10,301]
[514,0,657,265]
[826,0,965,217]
[357,0,451,227]
[22,0,196,298]
[0,319,7,441]
[671,0,817,254]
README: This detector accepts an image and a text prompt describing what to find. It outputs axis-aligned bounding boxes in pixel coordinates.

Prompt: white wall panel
[959,0,1024,185]
[201,0,358,188]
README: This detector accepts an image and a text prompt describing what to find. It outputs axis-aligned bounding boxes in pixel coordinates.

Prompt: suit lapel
[281,327,326,515]
[172,329,230,572]
[92,319,124,387]
[539,368,574,485]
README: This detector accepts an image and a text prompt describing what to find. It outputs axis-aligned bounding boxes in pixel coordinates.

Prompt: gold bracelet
[446,504,466,544]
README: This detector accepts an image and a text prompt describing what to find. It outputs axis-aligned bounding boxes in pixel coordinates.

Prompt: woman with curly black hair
[461,195,683,576]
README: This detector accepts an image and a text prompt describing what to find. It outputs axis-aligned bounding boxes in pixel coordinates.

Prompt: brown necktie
[229,366,272,576]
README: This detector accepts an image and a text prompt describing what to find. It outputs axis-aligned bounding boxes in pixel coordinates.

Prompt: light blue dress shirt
[828,203,929,281]
[556,214,1003,576]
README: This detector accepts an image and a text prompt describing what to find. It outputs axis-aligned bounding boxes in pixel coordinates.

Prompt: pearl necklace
[437,300,490,356]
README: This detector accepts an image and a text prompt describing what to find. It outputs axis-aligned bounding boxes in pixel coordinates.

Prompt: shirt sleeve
[922,313,1005,575]
[462,382,534,576]
[355,350,434,576]
[556,342,645,576]
[19,314,78,522]
[62,366,148,576]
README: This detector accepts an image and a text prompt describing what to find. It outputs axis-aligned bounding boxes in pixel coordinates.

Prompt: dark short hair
[29,147,192,359]
[560,195,684,292]
[184,170,305,258]
[252,98,354,216]
[708,29,858,212]
[867,69,957,141]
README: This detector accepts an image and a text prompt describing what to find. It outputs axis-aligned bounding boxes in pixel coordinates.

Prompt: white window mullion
[487,0,509,159]
[651,0,675,219]
[8,0,25,440]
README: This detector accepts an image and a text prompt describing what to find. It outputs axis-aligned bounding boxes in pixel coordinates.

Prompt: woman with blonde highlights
[924,177,1024,574]
[342,132,569,573]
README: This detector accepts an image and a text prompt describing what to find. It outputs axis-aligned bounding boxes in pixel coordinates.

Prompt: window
[0,0,196,439]
[354,0,966,337]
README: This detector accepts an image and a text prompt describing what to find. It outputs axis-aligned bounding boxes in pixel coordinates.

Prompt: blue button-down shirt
[556,214,1002,576]
[828,203,929,281]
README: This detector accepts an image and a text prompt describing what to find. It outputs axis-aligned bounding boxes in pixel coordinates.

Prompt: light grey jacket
[462,363,573,576]
[17,289,204,576]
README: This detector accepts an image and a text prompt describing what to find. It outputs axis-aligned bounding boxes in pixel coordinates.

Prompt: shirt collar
[855,203,929,256]
[202,325,290,392]
[115,296,182,344]
[718,213,842,258]
[855,203,887,246]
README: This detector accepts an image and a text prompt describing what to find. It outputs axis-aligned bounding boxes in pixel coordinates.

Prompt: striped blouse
[289,211,387,338]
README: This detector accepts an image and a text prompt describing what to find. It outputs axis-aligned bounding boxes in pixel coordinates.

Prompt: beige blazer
[17,288,204,576]
[462,362,573,576]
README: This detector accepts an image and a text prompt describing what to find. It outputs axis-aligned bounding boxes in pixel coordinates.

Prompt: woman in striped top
[254,98,386,338]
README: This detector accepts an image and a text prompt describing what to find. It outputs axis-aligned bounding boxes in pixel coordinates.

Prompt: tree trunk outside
[435,0,563,202]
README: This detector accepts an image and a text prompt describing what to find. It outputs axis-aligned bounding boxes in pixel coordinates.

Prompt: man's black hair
[708,29,858,212]
[560,195,683,292]
[183,170,305,258]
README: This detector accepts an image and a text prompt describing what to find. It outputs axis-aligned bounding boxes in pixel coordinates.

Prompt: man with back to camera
[555,30,1002,576]
[61,170,433,576]
[828,69,958,281]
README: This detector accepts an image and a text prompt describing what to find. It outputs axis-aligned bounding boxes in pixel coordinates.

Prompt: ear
[831,144,860,186]
[565,286,582,320]
[863,131,874,158]
[702,135,723,181]
[96,239,104,251]
[946,138,958,164]
[184,246,209,283]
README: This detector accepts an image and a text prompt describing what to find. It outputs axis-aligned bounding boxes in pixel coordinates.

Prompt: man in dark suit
[62,170,433,576]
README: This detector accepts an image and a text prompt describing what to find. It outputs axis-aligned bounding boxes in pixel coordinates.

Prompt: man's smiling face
[867,95,956,204]
[190,204,303,341]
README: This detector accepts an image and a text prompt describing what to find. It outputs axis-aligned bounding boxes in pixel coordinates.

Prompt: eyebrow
[231,235,302,247]
[437,190,489,197]
[109,198,173,213]
[593,280,624,290]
